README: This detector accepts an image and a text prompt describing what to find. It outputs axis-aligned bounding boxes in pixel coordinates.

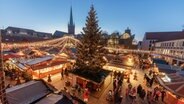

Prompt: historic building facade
[107,27,136,49]
[1,27,52,42]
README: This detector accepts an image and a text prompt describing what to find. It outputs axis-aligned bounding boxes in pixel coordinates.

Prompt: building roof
[5,79,83,104]
[53,30,68,38]
[36,32,52,38]
[2,26,52,42]
[20,55,54,65]
[2,35,50,43]
[36,94,66,104]
[153,58,177,74]
[6,80,55,104]
[31,59,68,70]
[157,73,184,98]
[37,90,86,104]
[145,31,184,42]
[6,26,35,33]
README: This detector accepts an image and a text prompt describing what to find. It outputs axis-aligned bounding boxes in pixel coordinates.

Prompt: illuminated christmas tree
[75,5,106,73]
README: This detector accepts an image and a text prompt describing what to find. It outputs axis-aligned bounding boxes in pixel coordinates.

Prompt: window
[7,30,12,34]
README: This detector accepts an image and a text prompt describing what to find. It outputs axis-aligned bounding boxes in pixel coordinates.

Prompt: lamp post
[0,29,9,104]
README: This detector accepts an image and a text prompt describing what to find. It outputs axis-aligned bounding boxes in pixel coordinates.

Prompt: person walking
[133,72,137,80]
[140,89,146,100]
[61,68,64,79]
[47,74,52,82]
[125,87,129,98]
[65,68,68,77]
[161,90,166,102]
[143,73,147,84]
[149,69,153,76]
[118,78,123,88]
[137,84,142,96]
[155,90,161,101]
[130,87,137,104]
[113,79,117,91]
[114,71,117,78]
[147,91,152,104]
[149,77,154,87]
[127,75,130,83]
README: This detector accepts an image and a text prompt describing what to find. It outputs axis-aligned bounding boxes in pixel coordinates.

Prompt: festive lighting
[1,36,183,60]
[2,36,82,53]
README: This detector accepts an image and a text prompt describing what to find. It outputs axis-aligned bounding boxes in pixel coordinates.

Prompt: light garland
[2,36,82,53]
[1,36,184,59]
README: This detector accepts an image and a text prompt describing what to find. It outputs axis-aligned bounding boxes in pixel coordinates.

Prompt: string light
[1,36,183,59]
[2,36,82,53]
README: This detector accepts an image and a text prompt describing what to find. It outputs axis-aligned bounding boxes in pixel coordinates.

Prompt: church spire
[68,6,75,34]
[69,6,74,26]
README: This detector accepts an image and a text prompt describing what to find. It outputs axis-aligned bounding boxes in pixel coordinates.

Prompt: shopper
[47,74,52,82]
[137,84,142,96]
[161,90,166,102]
[140,89,146,100]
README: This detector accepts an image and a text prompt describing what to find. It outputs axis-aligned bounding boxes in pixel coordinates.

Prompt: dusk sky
[1,0,184,41]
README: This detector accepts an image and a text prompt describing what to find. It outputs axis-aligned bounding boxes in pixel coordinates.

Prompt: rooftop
[158,73,184,98]
[145,31,184,42]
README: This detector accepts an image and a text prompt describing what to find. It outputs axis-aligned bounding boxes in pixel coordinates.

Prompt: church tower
[68,6,75,35]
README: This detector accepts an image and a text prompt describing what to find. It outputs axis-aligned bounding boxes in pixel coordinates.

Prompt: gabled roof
[53,30,68,38]
[36,32,52,37]
[25,55,53,65]
[4,26,52,40]
[6,26,35,33]
[145,31,184,42]
[2,34,50,43]
[37,94,70,104]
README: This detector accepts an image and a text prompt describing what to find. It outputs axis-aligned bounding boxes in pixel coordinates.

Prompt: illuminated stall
[29,58,69,78]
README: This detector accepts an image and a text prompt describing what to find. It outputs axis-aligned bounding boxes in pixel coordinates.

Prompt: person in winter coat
[47,74,52,82]
[149,77,154,87]
[140,89,146,100]
[155,90,161,101]
[161,90,166,102]
[137,84,142,96]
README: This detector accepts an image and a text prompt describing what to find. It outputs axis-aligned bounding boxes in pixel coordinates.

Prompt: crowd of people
[107,66,167,104]
[111,71,124,103]
[46,56,168,104]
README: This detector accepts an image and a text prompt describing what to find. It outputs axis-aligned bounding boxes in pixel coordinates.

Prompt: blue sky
[1,0,184,41]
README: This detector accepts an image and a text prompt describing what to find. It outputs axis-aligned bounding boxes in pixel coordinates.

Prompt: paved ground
[40,65,165,104]
[4,56,165,104]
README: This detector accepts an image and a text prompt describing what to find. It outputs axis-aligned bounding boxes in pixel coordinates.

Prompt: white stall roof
[26,55,53,65]
[16,63,27,71]
[36,94,63,104]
